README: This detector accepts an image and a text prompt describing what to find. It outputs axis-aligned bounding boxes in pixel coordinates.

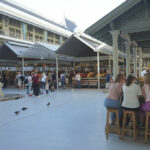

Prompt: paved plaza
[0,88,149,150]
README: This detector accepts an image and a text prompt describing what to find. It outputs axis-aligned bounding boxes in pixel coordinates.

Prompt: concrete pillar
[139,48,143,77]
[56,55,59,91]
[22,23,27,40]
[133,47,137,77]
[110,30,120,80]
[2,16,9,36]
[44,30,48,42]
[124,41,131,77]
[97,51,100,89]
[108,55,111,71]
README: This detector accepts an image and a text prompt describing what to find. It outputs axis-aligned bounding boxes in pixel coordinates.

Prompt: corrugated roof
[65,18,77,32]
[22,42,74,61]
[4,41,32,56]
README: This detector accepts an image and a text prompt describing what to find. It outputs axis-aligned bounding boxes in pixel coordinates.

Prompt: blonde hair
[145,73,150,87]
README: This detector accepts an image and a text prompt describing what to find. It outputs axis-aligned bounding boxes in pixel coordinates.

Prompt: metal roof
[56,33,109,57]
[0,41,32,60]
[85,0,141,35]
[21,42,58,59]
[56,32,126,58]
[65,18,77,32]
[22,42,74,62]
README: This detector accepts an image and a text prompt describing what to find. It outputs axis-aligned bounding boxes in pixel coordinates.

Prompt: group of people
[16,71,56,96]
[104,72,150,127]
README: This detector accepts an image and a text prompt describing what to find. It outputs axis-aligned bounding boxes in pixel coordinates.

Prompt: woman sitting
[122,74,142,111]
[140,72,150,126]
[104,74,125,125]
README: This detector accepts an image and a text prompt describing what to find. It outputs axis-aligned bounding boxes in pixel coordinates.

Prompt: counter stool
[121,110,137,141]
[106,108,120,139]
[145,112,150,143]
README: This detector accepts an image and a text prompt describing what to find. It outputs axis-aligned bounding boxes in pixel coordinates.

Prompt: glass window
[16,29,21,38]
[27,25,33,32]
[35,27,43,35]
[0,15,2,23]
[55,34,60,45]
[9,19,21,28]
[9,27,15,37]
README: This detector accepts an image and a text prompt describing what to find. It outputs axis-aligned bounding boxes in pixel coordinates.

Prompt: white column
[110,30,120,80]
[108,55,111,71]
[22,57,24,75]
[139,48,143,77]
[133,47,137,77]
[56,55,59,91]
[124,41,131,77]
[22,57,25,88]
[97,51,100,89]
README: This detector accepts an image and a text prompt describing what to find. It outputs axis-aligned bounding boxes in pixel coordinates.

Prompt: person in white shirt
[122,74,142,111]
[141,68,147,77]
[75,71,81,88]
[41,73,47,90]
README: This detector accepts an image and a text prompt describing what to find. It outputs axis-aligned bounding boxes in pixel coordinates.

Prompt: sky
[13,0,126,31]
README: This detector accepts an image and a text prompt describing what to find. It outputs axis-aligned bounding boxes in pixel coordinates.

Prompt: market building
[85,0,150,79]
[0,0,77,68]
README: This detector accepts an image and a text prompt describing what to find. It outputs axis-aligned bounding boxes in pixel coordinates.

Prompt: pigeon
[14,111,20,115]
[21,107,28,111]
[47,102,50,106]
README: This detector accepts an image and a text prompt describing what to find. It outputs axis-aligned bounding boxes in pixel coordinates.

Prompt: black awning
[56,35,98,57]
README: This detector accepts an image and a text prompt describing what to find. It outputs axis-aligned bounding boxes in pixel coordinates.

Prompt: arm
[141,86,146,100]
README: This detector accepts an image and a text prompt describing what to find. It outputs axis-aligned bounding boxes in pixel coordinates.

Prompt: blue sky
[14,0,126,31]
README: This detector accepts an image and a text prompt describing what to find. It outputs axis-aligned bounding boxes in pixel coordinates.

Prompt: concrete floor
[0,88,149,150]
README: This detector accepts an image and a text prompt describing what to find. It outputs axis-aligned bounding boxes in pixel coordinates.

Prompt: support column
[108,55,111,71]
[44,30,48,42]
[22,23,27,40]
[110,30,120,80]
[124,41,131,77]
[133,47,137,77]
[97,51,100,89]
[22,57,24,75]
[56,55,59,91]
[139,48,143,77]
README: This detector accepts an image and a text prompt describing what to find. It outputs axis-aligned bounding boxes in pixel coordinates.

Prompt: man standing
[75,71,81,89]
[32,73,40,96]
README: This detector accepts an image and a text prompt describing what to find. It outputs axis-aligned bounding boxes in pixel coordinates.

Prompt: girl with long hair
[104,73,125,125]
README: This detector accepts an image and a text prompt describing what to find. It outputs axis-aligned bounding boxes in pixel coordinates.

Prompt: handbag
[114,83,123,102]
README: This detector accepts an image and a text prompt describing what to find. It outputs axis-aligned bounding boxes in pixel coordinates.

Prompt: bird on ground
[47,102,50,106]
[21,107,28,111]
[14,111,20,115]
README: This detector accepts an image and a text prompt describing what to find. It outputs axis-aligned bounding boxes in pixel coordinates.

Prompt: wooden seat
[106,108,120,139]
[121,110,137,141]
[145,112,150,143]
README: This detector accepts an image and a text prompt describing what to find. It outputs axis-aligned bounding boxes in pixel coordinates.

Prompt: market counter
[72,78,106,88]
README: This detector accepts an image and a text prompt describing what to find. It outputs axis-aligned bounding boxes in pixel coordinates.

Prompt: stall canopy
[56,32,102,57]
[56,32,126,58]
[22,42,58,60]
[22,42,74,62]
[0,41,32,60]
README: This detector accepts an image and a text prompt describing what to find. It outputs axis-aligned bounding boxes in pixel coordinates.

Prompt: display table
[72,78,106,88]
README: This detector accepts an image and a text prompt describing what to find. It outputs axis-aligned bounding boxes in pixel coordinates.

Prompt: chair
[106,108,120,139]
[145,112,150,143]
[121,110,137,141]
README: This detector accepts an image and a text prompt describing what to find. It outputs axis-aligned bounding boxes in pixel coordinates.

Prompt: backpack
[24,78,28,84]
